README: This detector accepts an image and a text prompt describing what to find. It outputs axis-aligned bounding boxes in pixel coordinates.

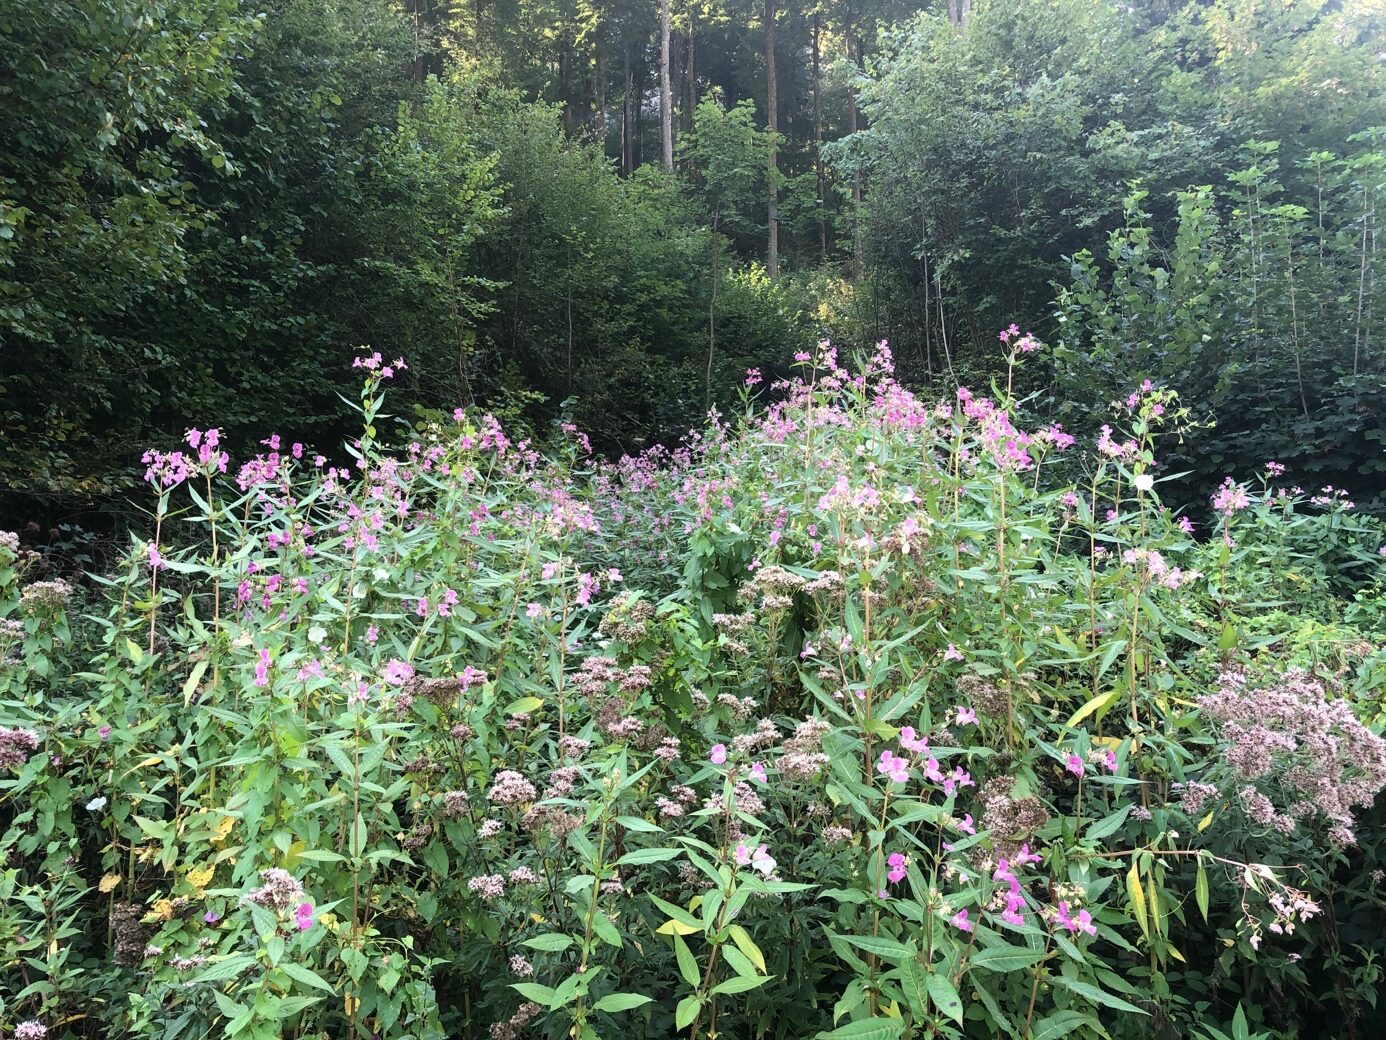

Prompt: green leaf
[674,933,700,987]
[521,933,574,952]
[615,847,681,866]
[927,971,964,1025]
[840,934,910,961]
[815,1018,906,1039]
[1053,975,1147,1014]
[712,973,773,995]
[592,993,653,1013]
[1195,860,1210,923]
[970,945,1045,972]
[729,924,766,974]
[615,815,663,833]
[675,995,702,1030]
[279,962,335,994]
[511,982,558,1007]
[1031,1010,1098,1040]
[1085,803,1132,842]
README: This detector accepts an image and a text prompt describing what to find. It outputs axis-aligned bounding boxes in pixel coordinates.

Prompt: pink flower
[1065,753,1085,777]
[954,706,978,726]
[956,813,976,835]
[734,843,776,875]
[99,725,111,741]
[709,744,727,765]
[943,644,964,662]
[253,648,271,688]
[950,909,973,932]
[1056,901,1096,936]
[749,762,767,784]
[1099,749,1118,773]
[383,659,414,686]
[886,852,907,884]
[365,626,379,644]
[295,902,315,931]
[876,749,910,784]
[899,726,929,754]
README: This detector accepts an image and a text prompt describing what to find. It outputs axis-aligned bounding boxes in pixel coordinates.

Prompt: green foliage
[2,347,1385,1038]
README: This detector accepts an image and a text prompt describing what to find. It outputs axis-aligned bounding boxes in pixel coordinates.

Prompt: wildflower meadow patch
[2,338,1385,1040]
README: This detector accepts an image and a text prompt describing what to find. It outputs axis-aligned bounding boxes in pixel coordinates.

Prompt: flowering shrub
[2,338,1385,1039]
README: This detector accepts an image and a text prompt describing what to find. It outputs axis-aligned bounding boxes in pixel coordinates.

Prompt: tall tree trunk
[812,11,826,262]
[846,2,863,276]
[765,0,779,280]
[622,42,634,175]
[595,45,607,150]
[560,35,573,133]
[660,0,674,171]
[686,9,698,131]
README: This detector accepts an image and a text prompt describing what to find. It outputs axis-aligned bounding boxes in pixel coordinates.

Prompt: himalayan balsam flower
[886,852,907,884]
[295,902,315,931]
[734,843,776,876]
[950,909,973,932]
[383,659,414,685]
[877,749,910,784]
[1066,753,1086,777]
[749,762,767,784]
[709,744,727,765]
[943,644,964,662]
[955,706,978,726]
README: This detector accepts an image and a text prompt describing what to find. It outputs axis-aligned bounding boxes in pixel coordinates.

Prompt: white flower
[1133,473,1155,492]
[86,796,107,812]
[307,625,327,644]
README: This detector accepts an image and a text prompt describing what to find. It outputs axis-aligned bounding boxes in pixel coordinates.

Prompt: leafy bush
[2,337,1385,1039]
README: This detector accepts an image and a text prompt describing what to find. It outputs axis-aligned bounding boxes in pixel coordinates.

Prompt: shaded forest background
[2,0,1384,528]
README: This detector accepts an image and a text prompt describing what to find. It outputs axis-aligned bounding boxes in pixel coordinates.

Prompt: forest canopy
[1,0,1383,511]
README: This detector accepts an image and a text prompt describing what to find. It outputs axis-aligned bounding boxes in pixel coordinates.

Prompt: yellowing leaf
[657,918,701,936]
[729,924,766,974]
[1127,862,1149,940]
[186,865,215,890]
[1197,811,1214,832]
[153,899,174,921]
[210,816,235,844]
[98,873,121,893]
[1067,688,1119,727]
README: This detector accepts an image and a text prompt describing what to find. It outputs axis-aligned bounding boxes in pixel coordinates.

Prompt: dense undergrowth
[3,338,1386,1040]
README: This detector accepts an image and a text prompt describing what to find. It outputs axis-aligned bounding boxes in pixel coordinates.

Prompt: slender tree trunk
[595,45,607,149]
[708,213,720,410]
[622,42,634,175]
[846,5,863,275]
[660,0,674,171]
[687,9,698,129]
[812,12,826,262]
[560,35,573,133]
[765,0,779,280]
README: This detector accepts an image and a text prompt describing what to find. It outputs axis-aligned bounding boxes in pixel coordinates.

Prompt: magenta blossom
[876,749,910,784]
[295,902,315,931]
[950,908,973,932]
[1065,752,1085,777]
[709,744,727,765]
[886,852,907,884]
[382,659,414,686]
